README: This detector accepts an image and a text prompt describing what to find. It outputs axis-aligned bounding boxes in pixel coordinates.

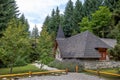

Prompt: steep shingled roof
[56,31,111,58]
[56,26,65,39]
[100,38,116,48]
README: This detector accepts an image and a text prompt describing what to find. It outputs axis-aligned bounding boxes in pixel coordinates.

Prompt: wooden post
[29,71,32,77]
[97,67,101,79]
[66,68,68,74]
[75,65,79,73]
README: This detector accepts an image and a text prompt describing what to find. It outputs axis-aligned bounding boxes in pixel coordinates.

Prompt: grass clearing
[99,68,120,74]
[84,71,120,80]
[84,68,120,80]
[0,64,42,75]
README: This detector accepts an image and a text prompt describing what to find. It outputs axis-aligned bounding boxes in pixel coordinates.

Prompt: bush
[14,56,28,67]
[48,59,84,72]
[0,60,6,68]
[117,68,120,74]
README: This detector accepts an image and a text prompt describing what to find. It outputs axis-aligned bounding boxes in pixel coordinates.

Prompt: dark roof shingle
[57,31,111,58]
[56,26,65,39]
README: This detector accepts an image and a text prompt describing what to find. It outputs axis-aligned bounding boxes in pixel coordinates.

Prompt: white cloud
[16,0,82,32]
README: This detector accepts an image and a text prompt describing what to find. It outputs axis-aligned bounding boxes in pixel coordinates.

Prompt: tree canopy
[0,0,19,37]
[0,19,31,73]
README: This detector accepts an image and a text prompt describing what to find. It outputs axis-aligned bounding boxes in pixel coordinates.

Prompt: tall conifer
[63,0,74,37]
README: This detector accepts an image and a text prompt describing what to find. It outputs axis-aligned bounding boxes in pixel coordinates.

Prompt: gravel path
[19,73,106,80]
[28,63,106,80]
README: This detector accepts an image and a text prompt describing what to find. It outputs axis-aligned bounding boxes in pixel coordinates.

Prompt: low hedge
[48,59,84,72]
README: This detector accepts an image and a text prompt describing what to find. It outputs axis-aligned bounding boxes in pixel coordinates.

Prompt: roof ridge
[98,37,112,48]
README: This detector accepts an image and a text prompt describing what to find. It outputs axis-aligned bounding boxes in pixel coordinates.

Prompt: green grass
[0,64,42,75]
[84,68,120,80]
[99,68,120,73]
[84,71,120,80]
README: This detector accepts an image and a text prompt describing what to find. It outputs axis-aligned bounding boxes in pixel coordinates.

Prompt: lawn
[85,68,120,80]
[99,68,120,74]
[0,64,42,75]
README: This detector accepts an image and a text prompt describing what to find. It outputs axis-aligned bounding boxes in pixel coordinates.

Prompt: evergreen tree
[83,0,102,18]
[108,1,120,61]
[54,6,60,34]
[19,14,29,32]
[103,0,118,11]
[0,18,30,73]
[110,22,120,42]
[29,25,40,62]
[112,0,120,26]
[108,44,120,61]
[79,6,112,38]
[0,0,19,37]
[63,0,74,37]
[108,0,120,38]
[73,0,83,34]
[47,9,56,33]
[38,26,54,64]
[43,15,51,27]
[44,7,61,38]
[59,14,64,27]
[31,25,39,39]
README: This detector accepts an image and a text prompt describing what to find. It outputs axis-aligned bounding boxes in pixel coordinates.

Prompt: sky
[16,0,83,32]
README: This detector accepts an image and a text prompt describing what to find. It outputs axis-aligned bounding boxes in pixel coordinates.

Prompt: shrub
[117,68,120,74]
[48,59,84,72]
[14,56,28,67]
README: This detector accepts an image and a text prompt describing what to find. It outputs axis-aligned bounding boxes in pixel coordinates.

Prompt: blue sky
[16,0,84,32]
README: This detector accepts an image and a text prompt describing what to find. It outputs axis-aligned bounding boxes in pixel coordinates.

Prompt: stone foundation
[84,60,120,69]
[62,59,120,69]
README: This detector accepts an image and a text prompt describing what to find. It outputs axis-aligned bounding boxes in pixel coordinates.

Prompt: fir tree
[73,0,83,34]
[83,0,102,18]
[0,0,19,37]
[47,9,56,33]
[103,0,118,11]
[43,15,50,27]
[19,14,29,32]
[31,25,39,39]
[38,26,54,64]
[0,18,30,73]
[63,0,74,37]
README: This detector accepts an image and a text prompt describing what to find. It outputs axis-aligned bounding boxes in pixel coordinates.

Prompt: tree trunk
[9,64,13,74]
[40,63,44,70]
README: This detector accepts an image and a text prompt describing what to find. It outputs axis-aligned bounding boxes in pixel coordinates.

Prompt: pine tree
[63,0,74,37]
[19,14,29,32]
[73,0,83,34]
[107,0,120,38]
[0,18,30,73]
[47,9,56,33]
[108,0,120,61]
[29,25,40,62]
[103,0,118,11]
[31,25,39,39]
[0,0,19,37]
[112,0,120,26]
[46,7,61,37]
[54,7,60,33]
[83,0,102,18]
[43,15,50,27]
[38,26,54,64]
